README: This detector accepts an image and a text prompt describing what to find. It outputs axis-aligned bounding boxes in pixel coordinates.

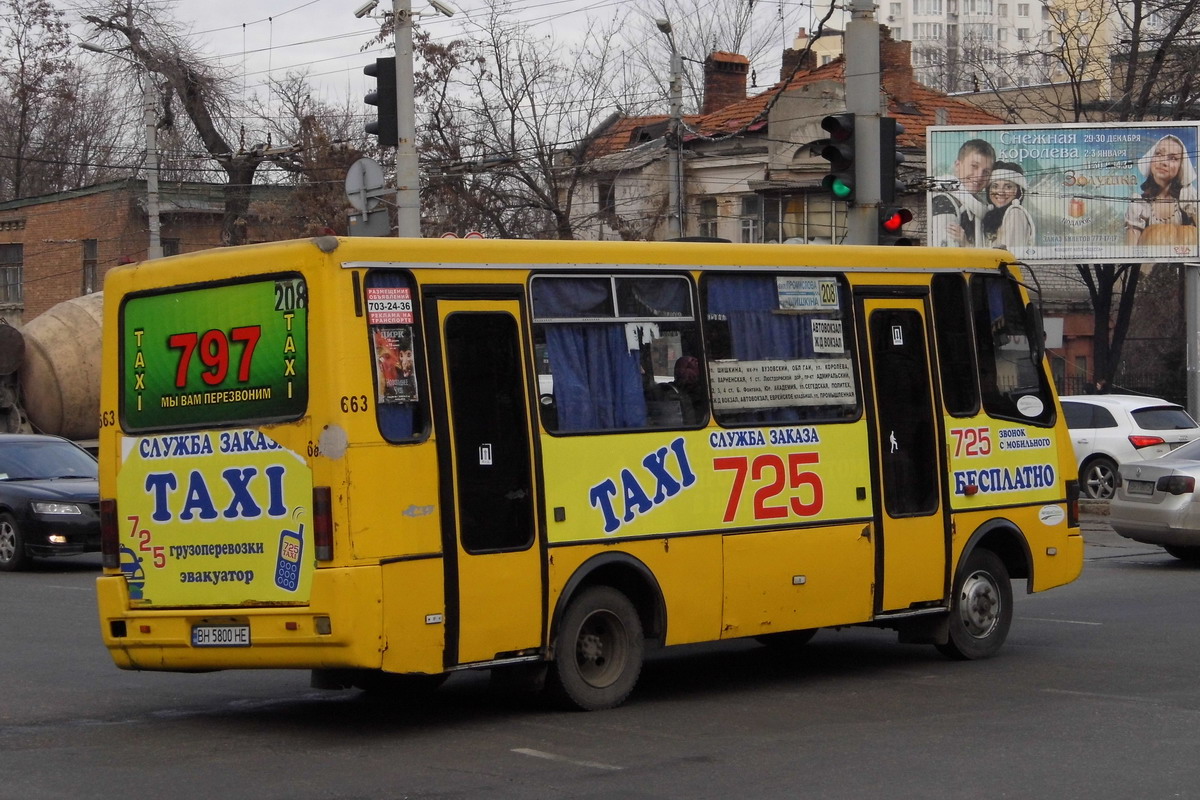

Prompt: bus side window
[364,270,427,442]
[702,273,859,426]
[931,273,980,416]
[969,273,1054,426]
[531,275,705,433]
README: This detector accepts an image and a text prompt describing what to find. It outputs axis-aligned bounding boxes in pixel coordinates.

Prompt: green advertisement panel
[122,277,308,430]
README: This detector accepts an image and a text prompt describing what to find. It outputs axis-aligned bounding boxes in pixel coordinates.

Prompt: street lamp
[79,42,163,260]
[356,0,456,238]
[656,19,684,240]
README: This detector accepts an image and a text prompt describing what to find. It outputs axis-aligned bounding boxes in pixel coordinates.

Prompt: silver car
[1110,437,1200,561]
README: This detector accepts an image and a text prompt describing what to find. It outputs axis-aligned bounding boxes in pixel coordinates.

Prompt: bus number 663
[714,452,824,523]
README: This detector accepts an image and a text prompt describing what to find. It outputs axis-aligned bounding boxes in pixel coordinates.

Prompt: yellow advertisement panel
[945,415,1063,509]
[115,429,314,606]
[541,422,875,543]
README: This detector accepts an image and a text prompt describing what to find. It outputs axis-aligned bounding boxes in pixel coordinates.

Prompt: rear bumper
[96,566,386,671]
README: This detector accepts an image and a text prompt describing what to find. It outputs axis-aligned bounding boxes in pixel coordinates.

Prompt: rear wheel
[0,512,29,572]
[937,548,1012,660]
[1163,545,1200,562]
[549,586,644,711]
[1081,456,1118,500]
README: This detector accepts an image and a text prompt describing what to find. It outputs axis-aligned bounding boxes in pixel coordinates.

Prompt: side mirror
[1025,301,1046,363]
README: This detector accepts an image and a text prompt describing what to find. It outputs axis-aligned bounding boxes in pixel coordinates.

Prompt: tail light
[100,498,119,569]
[313,487,333,561]
[1065,479,1079,528]
[1156,475,1196,495]
[1129,434,1166,449]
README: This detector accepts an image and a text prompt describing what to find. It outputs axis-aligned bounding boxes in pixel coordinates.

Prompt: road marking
[1042,688,1162,705]
[1023,617,1102,626]
[512,748,624,771]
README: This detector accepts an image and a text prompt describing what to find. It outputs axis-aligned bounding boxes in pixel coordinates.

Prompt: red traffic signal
[881,207,912,232]
[880,207,915,245]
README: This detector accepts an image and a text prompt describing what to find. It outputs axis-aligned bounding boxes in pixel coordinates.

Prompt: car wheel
[936,548,1012,661]
[1163,545,1200,562]
[549,586,644,711]
[1082,456,1118,500]
[0,512,30,572]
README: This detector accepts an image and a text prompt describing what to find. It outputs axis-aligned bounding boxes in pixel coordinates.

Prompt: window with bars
[740,197,760,243]
[0,244,22,303]
[83,239,98,294]
[698,198,719,239]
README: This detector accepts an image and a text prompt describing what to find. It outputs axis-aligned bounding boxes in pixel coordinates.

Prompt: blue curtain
[545,324,647,431]
[706,276,813,359]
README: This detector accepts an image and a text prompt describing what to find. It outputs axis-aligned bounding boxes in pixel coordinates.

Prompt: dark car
[0,434,100,571]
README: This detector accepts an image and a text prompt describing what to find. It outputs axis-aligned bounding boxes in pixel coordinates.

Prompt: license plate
[1127,480,1155,496]
[192,625,251,647]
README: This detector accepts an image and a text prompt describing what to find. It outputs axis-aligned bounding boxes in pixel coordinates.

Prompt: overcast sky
[163,0,638,104]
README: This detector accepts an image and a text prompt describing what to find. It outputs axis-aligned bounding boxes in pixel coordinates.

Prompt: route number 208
[713,452,824,523]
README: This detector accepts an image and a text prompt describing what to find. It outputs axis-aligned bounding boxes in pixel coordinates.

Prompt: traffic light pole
[843,0,882,245]
[394,0,420,238]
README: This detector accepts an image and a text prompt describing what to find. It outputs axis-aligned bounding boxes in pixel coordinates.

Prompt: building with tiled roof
[575,30,1005,244]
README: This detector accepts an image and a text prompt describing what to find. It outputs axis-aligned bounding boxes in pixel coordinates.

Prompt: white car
[1059,394,1200,500]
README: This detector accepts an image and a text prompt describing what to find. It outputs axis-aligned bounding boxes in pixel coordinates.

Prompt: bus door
[858,295,948,613]
[427,294,544,666]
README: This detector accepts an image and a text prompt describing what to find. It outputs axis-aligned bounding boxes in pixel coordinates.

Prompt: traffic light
[879,206,915,245]
[364,57,397,147]
[880,117,906,205]
[820,113,856,201]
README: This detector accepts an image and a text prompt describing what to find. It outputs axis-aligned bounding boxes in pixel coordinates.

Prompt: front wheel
[937,548,1012,660]
[549,586,644,711]
[1081,456,1118,500]
[0,512,29,572]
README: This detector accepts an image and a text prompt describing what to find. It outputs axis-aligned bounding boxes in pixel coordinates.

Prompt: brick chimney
[779,46,817,82]
[702,52,750,115]
[879,27,915,104]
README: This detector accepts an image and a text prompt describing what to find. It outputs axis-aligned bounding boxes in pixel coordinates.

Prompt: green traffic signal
[823,174,855,199]
[820,113,856,202]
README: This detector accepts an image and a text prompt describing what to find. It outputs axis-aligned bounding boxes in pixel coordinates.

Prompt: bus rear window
[119,276,308,431]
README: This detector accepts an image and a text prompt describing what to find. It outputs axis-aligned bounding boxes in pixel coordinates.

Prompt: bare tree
[81,0,297,245]
[248,71,368,236]
[402,4,645,238]
[628,0,806,111]
[0,0,128,200]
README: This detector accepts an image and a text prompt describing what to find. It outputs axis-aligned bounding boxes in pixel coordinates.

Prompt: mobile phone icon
[275,525,304,592]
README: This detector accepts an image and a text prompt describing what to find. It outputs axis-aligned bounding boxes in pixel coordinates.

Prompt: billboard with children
[927,122,1200,264]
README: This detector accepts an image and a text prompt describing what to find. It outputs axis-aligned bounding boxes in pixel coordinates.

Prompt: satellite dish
[345,158,387,213]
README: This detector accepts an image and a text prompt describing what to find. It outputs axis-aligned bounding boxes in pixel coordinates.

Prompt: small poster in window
[373,326,418,404]
[777,277,840,312]
[366,287,414,325]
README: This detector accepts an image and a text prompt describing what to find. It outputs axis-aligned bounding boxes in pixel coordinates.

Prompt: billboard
[927,122,1200,264]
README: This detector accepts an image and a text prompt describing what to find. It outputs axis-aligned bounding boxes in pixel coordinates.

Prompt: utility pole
[80,42,162,259]
[843,0,883,245]
[393,0,420,238]
[142,74,163,260]
[657,19,685,240]
[657,20,686,239]
[1187,263,1200,420]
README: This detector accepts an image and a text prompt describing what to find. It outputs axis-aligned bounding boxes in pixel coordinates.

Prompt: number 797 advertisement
[116,277,314,606]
